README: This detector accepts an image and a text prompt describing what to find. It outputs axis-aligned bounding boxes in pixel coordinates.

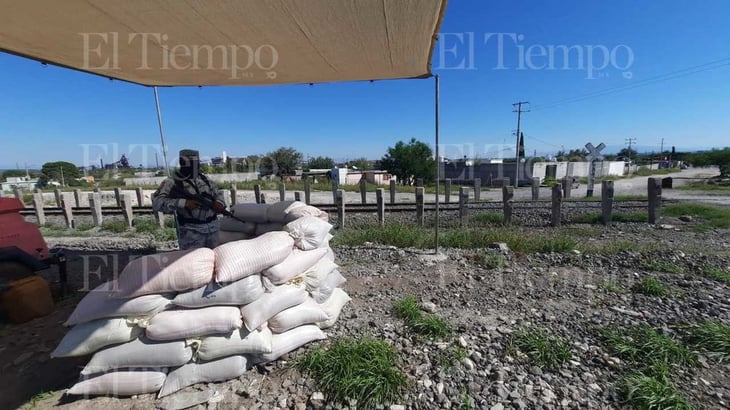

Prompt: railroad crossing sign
[585,142,606,197]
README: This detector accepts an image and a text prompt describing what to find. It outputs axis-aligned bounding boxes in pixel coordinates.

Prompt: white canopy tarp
[0,0,447,86]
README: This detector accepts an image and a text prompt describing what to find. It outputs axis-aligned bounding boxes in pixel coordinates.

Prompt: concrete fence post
[376,188,385,226]
[562,177,572,199]
[551,183,563,227]
[416,187,425,226]
[531,178,540,201]
[335,189,345,229]
[121,194,134,228]
[331,181,338,204]
[61,192,74,229]
[89,192,103,227]
[459,187,469,227]
[222,190,232,207]
[648,177,662,224]
[502,186,514,224]
[74,189,82,207]
[294,192,301,202]
[230,184,238,205]
[32,192,45,226]
[260,192,267,204]
[254,184,261,204]
[135,187,145,207]
[474,178,482,201]
[445,178,452,204]
[416,178,424,187]
[304,178,311,204]
[13,187,22,202]
[601,181,615,225]
[114,187,122,207]
[359,179,367,204]
[389,180,396,204]
[278,182,285,202]
[54,189,62,208]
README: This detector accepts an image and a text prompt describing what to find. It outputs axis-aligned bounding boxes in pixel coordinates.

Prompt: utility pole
[59,166,65,187]
[660,138,664,156]
[512,101,529,187]
[625,137,637,174]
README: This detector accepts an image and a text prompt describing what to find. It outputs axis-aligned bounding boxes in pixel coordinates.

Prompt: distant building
[1,176,38,192]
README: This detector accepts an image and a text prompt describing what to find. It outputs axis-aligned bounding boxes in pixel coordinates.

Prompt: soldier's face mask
[179,154,200,179]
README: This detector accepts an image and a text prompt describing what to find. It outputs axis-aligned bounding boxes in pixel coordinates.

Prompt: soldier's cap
[179,149,200,159]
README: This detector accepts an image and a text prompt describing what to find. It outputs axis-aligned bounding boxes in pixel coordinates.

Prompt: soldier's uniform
[152,150,225,250]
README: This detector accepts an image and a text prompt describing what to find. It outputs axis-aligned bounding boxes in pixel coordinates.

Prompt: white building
[1,176,38,192]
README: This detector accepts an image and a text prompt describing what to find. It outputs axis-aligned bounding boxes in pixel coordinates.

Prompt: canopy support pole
[153,86,171,177]
[434,74,440,254]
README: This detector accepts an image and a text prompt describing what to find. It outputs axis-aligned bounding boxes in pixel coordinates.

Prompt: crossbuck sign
[585,142,606,197]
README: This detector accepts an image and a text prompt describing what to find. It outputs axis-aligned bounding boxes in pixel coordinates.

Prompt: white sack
[285,216,333,251]
[311,269,347,303]
[214,231,294,283]
[67,370,167,396]
[219,217,256,234]
[145,306,242,341]
[269,299,329,334]
[318,288,351,329]
[115,248,215,297]
[258,325,326,362]
[197,326,273,361]
[267,200,306,223]
[263,248,328,285]
[302,259,338,293]
[229,203,269,223]
[217,230,254,244]
[173,275,264,308]
[64,281,171,326]
[158,355,247,398]
[81,337,192,376]
[285,205,326,222]
[52,318,141,358]
[325,248,335,262]
[254,222,285,236]
[240,285,307,331]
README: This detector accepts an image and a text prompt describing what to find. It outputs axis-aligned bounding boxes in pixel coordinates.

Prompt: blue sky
[1,0,729,169]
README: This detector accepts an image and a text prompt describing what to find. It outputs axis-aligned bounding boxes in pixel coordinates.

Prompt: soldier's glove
[184,199,199,210]
[212,201,226,214]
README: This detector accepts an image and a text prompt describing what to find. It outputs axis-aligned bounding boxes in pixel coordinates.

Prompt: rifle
[179,191,248,224]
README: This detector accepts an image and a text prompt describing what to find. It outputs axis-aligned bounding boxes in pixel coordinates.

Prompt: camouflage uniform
[152,172,225,250]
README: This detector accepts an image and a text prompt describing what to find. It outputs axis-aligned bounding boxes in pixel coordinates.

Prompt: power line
[531,57,730,111]
[512,101,529,187]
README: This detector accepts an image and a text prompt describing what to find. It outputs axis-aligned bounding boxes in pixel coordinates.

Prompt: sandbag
[254,222,285,236]
[145,306,242,341]
[302,259,338,293]
[217,230,253,244]
[318,288,351,329]
[219,217,257,234]
[215,231,294,283]
[82,337,193,376]
[285,205,325,222]
[258,325,326,362]
[269,299,329,334]
[64,281,171,326]
[263,248,328,285]
[115,248,215,297]
[67,370,167,396]
[173,275,264,308]
[311,269,347,303]
[197,326,273,360]
[267,200,306,223]
[158,355,247,398]
[285,216,333,251]
[325,248,335,262]
[240,285,307,331]
[52,318,141,358]
[229,203,269,223]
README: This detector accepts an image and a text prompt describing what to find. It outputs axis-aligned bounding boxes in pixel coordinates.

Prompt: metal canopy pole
[153,86,172,177]
[434,74,440,254]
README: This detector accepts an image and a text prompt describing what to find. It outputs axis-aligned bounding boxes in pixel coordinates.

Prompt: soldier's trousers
[177,221,220,250]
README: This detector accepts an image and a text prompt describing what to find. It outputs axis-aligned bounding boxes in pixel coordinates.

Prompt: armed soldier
[152,149,227,250]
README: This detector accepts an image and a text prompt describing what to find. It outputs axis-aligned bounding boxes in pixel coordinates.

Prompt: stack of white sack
[217,200,330,244]
[54,201,350,398]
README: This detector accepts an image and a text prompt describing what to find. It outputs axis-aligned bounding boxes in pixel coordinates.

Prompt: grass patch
[615,194,649,201]
[101,220,129,233]
[641,260,686,274]
[634,277,672,297]
[472,212,505,225]
[684,321,730,361]
[478,251,507,269]
[573,211,648,224]
[678,181,730,192]
[508,328,572,369]
[22,391,54,410]
[599,278,625,294]
[600,325,697,371]
[134,218,178,241]
[297,337,408,409]
[663,203,730,230]
[75,222,95,231]
[334,224,577,253]
[435,345,467,369]
[459,389,472,410]
[705,267,730,283]
[620,373,692,410]
[392,296,452,339]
